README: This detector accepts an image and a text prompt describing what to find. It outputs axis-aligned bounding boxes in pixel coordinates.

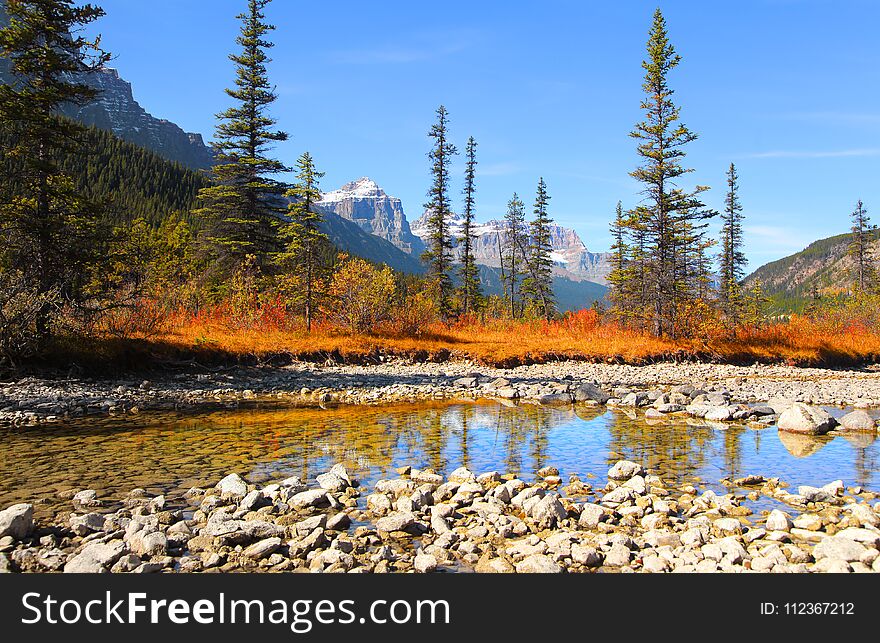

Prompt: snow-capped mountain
[317,177,611,284]
[412,210,612,285]
[317,178,425,255]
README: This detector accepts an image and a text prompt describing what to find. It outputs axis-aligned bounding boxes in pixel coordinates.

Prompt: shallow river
[1,401,878,517]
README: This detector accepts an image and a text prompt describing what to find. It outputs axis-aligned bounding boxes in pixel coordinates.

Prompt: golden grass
[111,307,880,368]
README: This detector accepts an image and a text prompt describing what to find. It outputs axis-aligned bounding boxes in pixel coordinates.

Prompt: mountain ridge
[319,176,613,285]
[744,231,880,310]
[0,2,213,170]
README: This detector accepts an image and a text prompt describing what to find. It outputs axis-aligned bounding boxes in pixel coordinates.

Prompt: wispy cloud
[745,225,811,252]
[738,148,880,159]
[327,31,476,65]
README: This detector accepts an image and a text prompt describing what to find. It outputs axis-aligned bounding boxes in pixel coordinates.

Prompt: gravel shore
[3,360,880,427]
[2,461,878,574]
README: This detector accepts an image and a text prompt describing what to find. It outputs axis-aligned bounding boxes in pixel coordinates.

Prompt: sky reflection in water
[0,401,877,516]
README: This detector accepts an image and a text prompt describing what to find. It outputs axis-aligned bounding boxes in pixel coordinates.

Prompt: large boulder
[777,403,837,435]
[0,504,33,540]
[837,410,876,433]
[813,536,868,563]
[573,383,610,404]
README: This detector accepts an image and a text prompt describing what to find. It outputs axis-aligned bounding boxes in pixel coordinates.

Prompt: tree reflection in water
[1,401,878,517]
[606,411,714,485]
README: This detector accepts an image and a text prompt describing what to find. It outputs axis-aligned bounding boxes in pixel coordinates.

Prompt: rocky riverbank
[3,360,880,428]
[1,460,878,574]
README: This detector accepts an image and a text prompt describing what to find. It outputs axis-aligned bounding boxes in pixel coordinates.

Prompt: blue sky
[83,0,879,271]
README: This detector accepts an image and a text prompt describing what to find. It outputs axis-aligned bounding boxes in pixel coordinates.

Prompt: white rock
[777,403,837,434]
[571,544,602,567]
[316,473,348,492]
[608,460,644,481]
[414,553,438,573]
[290,489,329,509]
[243,537,281,559]
[64,541,127,573]
[376,512,416,533]
[215,473,248,497]
[530,495,567,529]
[515,554,563,573]
[813,536,868,562]
[837,410,876,432]
[765,509,792,531]
[0,504,34,540]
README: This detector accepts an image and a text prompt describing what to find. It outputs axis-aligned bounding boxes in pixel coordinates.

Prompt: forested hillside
[744,233,880,311]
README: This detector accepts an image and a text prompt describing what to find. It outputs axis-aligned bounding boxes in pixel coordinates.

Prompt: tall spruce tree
[0,0,110,342]
[848,199,876,294]
[719,163,746,323]
[458,136,482,315]
[522,177,555,319]
[626,8,713,337]
[422,105,457,317]
[194,0,288,276]
[501,193,527,318]
[277,152,326,332]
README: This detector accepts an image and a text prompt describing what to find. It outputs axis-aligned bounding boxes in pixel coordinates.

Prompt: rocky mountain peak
[321,177,386,202]
[317,178,425,255]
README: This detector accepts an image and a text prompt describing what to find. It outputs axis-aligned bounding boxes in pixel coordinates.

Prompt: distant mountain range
[1,6,607,310]
[0,3,213,170]
[317,177,610,310]
[320,177,613,286]
[744,232,878,310]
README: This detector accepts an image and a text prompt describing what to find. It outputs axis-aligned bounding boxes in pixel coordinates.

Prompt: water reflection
[0,401,877,517]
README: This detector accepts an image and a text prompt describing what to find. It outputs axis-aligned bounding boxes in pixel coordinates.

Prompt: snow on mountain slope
[317,178,425,255]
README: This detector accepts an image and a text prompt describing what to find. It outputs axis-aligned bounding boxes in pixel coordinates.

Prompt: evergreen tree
[626,9,713,337]
[522,177,555,319]
[194,0,288,276]
[848,199,876,294]
[458,136,482,315]
[0,0,111,342]
[693,233,717,301]
[744,279,770,327]
[719,163,746,323]
[608,201,635,320]
[277,152,326,332]
[422,105,457,318]
[500,193,527,318]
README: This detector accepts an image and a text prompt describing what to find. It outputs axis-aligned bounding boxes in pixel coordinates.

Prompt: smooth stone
[515,554,563,574]
[215,474,248,497]
[765,510,793,532]
[414,553,438,573]
[243,537,281,560]
[608,460,644,481]
[813,536,868,562]
[777,403,836,435]
[375,512,416,533]
[837,410,876,432]
[64,541,127,573]
[0,504,34,540]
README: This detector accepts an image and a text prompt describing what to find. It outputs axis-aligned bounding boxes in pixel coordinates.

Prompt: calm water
[1,401,878,517]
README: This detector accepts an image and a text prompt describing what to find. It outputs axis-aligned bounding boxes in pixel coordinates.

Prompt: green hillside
[2,123,208,226]
[743,232,877,312]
